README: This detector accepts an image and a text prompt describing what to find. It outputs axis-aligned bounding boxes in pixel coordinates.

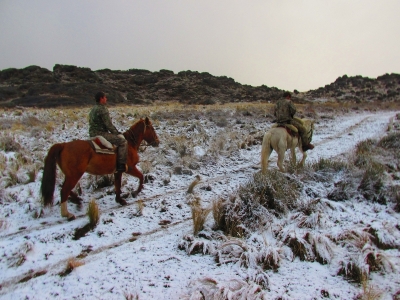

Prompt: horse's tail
[41,143,64,207]
[261,132,272,174]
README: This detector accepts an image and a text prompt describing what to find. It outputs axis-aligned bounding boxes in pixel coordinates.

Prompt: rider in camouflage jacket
[89,92,128,172]
[274,92,314,151]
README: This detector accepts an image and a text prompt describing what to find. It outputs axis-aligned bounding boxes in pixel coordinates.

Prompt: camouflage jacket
[274,98,296,123]
[88,104,119,137]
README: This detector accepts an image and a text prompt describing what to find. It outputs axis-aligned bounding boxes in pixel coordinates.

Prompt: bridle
[125,120,158,149]
[306,124,314,143]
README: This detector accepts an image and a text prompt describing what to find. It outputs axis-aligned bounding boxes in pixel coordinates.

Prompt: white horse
[261,118,314,173]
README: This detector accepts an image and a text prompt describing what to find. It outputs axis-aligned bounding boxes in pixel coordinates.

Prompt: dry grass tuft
[190,202,212,236]
[187,175,201,194]
[87,199,100,229]
[136,199,144,216]
[337,258,368,284]
[59,258,85,276]
[242,171,301,213]
[394,188,400,212]
[172,135,190,157]
[0,219,9,232]
[212,198,226,230]
[178,234,216,255]
[358,162,385,203]
[355,139,376,155]
[335,229,374,249]
[123,291,140,300]
[0,133,21,152]
[211,171,301,238]
[186,277,268,299]
[283,231,314,261]
[310,157,349,172]
[8,241,34,268]
[359,275,384,300]
[45,121,55,132]
[378,132,400,149]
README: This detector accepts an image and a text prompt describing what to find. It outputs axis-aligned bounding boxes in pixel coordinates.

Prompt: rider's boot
[302,143,315,152]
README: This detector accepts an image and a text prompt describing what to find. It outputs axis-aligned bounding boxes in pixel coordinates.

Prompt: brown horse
[40,117,159,220]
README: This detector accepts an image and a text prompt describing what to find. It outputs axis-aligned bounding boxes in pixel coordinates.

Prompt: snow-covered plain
[0,104,399,299]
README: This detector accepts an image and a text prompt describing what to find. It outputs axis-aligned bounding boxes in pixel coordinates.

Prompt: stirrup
[115,163,127,173]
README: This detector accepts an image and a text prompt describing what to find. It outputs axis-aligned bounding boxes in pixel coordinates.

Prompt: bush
[214,171,302,237]
[378,132,400,149]
[358,162,386,203]
[355,139,376,155]
[310,157,349,172]
[0,134,21,152]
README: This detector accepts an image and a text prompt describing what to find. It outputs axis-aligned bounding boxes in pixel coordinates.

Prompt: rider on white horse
[274,92,315,152]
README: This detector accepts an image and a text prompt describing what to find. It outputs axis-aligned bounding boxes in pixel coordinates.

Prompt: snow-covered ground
[0,105,399,299]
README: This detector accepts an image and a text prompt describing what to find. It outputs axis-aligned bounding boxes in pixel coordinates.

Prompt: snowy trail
[0,110,398,299]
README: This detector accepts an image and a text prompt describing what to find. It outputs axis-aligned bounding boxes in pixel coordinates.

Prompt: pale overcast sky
[1,0,399,91]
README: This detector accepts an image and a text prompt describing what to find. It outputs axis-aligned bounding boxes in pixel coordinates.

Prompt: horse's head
[302,119,314,142]
[142,117,159,147]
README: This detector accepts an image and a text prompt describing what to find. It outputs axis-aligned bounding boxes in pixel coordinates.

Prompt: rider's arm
[100,106,119,134]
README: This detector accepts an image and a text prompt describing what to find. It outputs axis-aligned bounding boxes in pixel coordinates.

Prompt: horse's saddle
[90,136,116,154]
[272,123,298,136]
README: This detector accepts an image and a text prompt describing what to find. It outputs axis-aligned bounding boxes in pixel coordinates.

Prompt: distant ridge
[0,64,399,107]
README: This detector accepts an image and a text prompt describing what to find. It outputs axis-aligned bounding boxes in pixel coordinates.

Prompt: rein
[125,120,157,150]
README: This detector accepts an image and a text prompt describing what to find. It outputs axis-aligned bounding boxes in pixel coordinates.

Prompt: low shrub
[0,134,21,152]
[358,162,386,203]
[378,132,400,149]
[355,139,376,155]
[214,171,301,237]
[310,157,349,172]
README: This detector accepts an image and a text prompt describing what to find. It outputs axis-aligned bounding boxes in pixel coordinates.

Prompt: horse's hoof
[117,199,128,206]
[67,215,76,221]
[68,197,83,206]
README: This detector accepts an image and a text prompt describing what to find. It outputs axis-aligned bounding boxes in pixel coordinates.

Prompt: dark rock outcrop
[0,64,399,107]
[304,73,400,103]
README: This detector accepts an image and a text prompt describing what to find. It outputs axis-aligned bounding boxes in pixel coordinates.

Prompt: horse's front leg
[127,165,144,198]
[290,147,297,166]
[299,152,307,167]
[114,172,127,206]
[276,148,286,172]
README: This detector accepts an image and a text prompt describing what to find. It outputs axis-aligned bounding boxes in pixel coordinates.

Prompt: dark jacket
[274,98,296,123]
[89,103,119,137]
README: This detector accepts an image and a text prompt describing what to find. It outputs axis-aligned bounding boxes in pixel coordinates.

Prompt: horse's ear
[145,116,150,124]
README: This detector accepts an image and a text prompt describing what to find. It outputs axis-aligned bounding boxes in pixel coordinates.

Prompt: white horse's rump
[261,118,314,173]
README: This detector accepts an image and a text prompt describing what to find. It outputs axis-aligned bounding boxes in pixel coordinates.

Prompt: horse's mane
[123,118,146,146]
[301,118,314,140]
[129,118,145,129]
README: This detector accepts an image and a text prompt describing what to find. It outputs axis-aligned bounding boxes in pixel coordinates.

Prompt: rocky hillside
[304,73,400,103]
[0,64,399,107]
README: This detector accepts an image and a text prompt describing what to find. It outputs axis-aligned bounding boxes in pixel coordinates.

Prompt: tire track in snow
[0,163,256,241]
[0,218,192,295]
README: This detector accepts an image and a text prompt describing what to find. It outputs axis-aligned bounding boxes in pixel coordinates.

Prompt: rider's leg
[291,119,314,151]
[102,133,128,172]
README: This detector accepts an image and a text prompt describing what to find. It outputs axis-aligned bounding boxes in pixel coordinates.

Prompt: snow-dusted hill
[0,104,399,299]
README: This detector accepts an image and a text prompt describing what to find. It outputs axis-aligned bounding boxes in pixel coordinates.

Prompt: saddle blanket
[90,136,115,154]
[271,123,298,133]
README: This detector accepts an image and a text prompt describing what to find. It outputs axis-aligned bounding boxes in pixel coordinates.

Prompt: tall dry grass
[87,199,100,229]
